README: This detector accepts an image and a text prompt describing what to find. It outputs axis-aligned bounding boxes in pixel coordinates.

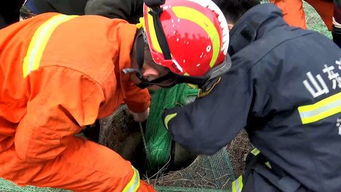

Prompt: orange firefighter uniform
[0,13,154,192]
[270,0,334,30]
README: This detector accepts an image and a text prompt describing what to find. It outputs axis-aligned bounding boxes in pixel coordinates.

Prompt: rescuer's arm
[163,65,252,155]
[14,67,105,162]
[122,77,151,122]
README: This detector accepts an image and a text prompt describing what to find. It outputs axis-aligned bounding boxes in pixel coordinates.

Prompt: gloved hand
[128,107,150,122]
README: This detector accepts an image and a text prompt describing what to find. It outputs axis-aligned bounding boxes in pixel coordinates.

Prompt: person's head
[212,0,260,25]
[128,37,173,90]
[126,0,231,89]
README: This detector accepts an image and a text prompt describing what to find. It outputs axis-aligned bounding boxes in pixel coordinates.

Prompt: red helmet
[142,0,230,77]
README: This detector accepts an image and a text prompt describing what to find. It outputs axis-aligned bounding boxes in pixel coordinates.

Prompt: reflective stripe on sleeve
[123,166,141,192]
[23,14,78,77]
[250,148,260,156]
[164,113,177,130]
[298,92,341,124]
[231,175,243,192]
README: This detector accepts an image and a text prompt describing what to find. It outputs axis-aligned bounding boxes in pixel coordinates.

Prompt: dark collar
[228,4,287,55]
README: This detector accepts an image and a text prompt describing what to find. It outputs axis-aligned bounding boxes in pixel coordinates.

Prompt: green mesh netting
[304,1,331,38]
[155,186,227,192]
[145,84,199,169]
[0,178,70,192]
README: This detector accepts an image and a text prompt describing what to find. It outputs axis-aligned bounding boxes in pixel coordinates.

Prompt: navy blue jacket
[165,4,341,191]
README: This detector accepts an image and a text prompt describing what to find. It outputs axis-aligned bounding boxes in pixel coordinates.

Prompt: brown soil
[98,106,145,163]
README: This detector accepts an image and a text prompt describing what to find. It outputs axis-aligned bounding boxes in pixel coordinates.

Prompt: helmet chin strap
[124,50,231,89]
[144,0,172,60]
[124,29,174,89]
[137,55,231,89]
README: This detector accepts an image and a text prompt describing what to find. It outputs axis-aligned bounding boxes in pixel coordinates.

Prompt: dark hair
[212,0,261,23]
[19,6,37,20]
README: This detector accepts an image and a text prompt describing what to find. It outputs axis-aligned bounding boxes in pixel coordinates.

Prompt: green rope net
[145,84,199,169]
[0,178,70,192]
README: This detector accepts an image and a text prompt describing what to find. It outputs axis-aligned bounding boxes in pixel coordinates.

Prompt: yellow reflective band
[251,148,260,156]
[136,17,144,29]
[232,175,243,192]
[265,161,272,169]
[23,15,77,78]
[187,83,199,89]
[164,113,177,130]
[298,92,341,124]
[172,6,220,68]
[146,8,162,53]
[123,167,141,192]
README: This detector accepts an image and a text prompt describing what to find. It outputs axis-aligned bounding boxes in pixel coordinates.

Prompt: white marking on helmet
[223,27,229,37]
[184,0,229,55]
[172,59,184,72]
[188,0,209,7]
